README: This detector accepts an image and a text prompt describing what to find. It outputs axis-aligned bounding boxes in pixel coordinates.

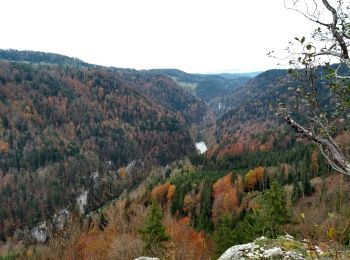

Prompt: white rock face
[263,247,284,258]
[124,160,143,176]
[91,171,99,180]
[134,257,159,260]
[76,190,88,215]
[91,171,99,189]
[52,209,70,231]
[195,141,207,154]
[218,236,306,260]
[31,222,49,243]
[219,243,254,259]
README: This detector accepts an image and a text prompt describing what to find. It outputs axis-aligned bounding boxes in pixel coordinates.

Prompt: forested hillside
[17,144,350,259]
[0,57,207,240]
[208,67,349,160]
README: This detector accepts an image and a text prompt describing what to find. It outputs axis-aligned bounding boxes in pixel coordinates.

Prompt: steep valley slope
[0,52,207,240]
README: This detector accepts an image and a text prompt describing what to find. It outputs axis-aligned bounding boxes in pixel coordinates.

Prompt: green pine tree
[301,153,314,196]
[213,213,236,259]
[287,171,294,184]
[196,181,213,232]
[138,201,170,257]
[98,213,108,230]
[264,180,289,237]
[303,173,313,196]
[291,179,302,205]
[235,210,266,244]
[277,171,285,185]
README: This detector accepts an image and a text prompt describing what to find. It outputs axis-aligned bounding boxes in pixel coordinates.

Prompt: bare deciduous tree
[273,0,350,175]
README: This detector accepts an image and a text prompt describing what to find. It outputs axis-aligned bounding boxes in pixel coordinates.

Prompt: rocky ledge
[218,235,322,260]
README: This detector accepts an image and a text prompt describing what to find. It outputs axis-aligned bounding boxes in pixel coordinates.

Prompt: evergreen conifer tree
[287,171,294,184]
[291,178,302,205]
[213,213,236,259]
[98,213,108,230]
[277,171,285,185]
[303,173,313,196]
[264,180,289,236]
[196,181,213,232]
[301,154,314,196]
[139,201,170,257]
[235,210,266,244]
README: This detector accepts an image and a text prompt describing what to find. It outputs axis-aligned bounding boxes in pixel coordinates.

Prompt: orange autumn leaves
[244,166,265,191]
[150,168,265,225]
[167,217,212,260]
[167,184,176,201]
[211,173,239,223]
[75,168,266,259]
[151,182,176,205]
[217,142,244,158]
[75,201,211,260]
[211,168,264,222]
[77,228,115,260]
[0,139,9,154]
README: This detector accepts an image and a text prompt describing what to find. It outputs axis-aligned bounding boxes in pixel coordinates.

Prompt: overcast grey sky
[1,0,317,73]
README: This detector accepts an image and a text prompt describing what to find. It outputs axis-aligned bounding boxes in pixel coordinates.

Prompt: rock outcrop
[134,257,160,260]
[218,236,318,260]
[52,209,70,231]
[31,222,49,243]
[76,190,88,215]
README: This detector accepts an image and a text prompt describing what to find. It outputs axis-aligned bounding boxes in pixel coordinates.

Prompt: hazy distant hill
[148,68,253,102]
[0,49,92,67]
[0,50,255,104]
[148,68,204,83]
[196,76,251,102]
[214,70,288,116]
[217,71,261,79]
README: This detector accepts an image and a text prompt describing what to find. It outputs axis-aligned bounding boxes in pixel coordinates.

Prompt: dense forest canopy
[0,57,208,240]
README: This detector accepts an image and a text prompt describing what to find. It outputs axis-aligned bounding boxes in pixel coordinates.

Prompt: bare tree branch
[314,51,343,58]
[284,0,329,26]
[334,63,350,79]
[284,115,350,175]
[279,0,350,176]
[321,0,350,59]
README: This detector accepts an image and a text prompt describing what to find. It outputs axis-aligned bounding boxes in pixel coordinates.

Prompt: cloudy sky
[1,0,317,73]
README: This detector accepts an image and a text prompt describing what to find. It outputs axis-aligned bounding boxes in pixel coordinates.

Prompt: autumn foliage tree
[244,170,256,191]
[183,193,196,214]
[77,228,114,260]
[0,139,9,155]
[212,173,239,223]
[244,167,265,191]
[151,182,171,206]
[167,217,212,260]
[167,184,176,202]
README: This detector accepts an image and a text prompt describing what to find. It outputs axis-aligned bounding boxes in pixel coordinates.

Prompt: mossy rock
[219,236,309,259]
